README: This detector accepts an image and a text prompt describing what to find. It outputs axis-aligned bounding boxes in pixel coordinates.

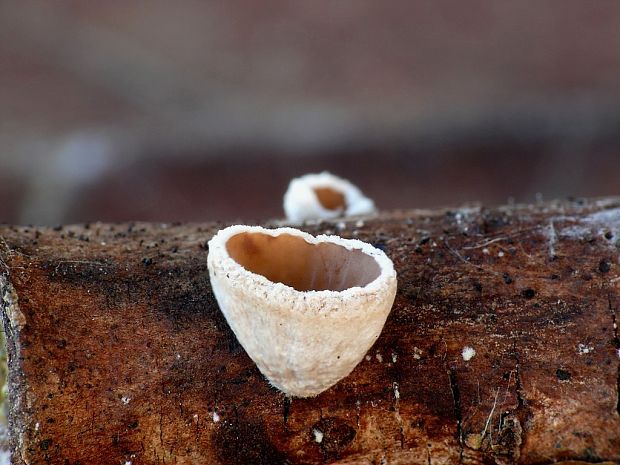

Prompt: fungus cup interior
[226,232,381,292]
[313,187,346,211]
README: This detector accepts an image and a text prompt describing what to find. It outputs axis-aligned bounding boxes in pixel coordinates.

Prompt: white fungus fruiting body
[283,172,376,223]
[207,225,397,397]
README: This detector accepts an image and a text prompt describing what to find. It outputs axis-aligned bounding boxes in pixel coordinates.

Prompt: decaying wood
[0,198,619,464]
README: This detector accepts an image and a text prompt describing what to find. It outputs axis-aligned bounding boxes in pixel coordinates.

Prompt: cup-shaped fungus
[283,172,376,223]
[207,225,397,397]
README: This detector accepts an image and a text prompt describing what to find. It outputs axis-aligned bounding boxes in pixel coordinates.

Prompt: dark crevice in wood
[448,368,464,465]
[158,406,164,448]
[617,365,620,417]
[607,293,619,346]
[512,340,525,410]
[607,293,620,416]
[391,381,404,449]
[283,396,291,427]
[542,460,620,465]
[511,340,528,463]
[0,233,9,254]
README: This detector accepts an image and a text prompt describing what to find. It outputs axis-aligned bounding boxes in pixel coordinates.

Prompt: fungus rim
[208,225,395,299]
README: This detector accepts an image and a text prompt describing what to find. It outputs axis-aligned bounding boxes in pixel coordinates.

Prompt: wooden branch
[1,198,619,464]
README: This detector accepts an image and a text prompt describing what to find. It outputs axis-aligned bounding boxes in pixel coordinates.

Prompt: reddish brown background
[1,0,620,225]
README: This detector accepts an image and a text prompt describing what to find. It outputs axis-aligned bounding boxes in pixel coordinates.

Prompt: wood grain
[1,198,619,464]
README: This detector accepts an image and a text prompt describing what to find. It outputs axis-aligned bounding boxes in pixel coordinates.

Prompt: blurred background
[1,0,620,225]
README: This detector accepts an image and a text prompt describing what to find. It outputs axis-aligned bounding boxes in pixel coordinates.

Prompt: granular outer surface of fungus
[283,172,376,223]
[207,225,397,397]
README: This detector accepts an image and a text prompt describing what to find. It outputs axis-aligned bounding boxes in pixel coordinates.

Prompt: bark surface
[0,198,619,464]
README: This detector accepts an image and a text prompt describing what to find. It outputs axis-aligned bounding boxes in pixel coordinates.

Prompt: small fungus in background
[283,172,376,223]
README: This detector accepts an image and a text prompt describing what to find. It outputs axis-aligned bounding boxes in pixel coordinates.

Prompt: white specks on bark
[577,343,593,355]
[462,346,476,361]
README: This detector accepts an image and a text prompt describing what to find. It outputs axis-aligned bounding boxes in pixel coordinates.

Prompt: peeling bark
[0,198,620,464]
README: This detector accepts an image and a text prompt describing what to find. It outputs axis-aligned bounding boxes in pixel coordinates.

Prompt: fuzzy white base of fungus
[207,225,397,397]
[283,172,376,223]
